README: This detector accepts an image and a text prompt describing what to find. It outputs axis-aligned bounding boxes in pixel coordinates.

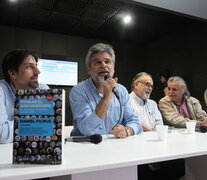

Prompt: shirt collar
[10,82,16,94]
[131,91,148,106]
[3,79,16,95]
[173,96,187,106]
[3,79,16,99]
[88,77,99,90]
[88,77,103,96]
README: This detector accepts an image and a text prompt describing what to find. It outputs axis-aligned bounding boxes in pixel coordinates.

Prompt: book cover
[13,88,65,164]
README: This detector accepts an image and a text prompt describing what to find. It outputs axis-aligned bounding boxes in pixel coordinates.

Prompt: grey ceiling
[0,0,206,44]
[133,0,207,20]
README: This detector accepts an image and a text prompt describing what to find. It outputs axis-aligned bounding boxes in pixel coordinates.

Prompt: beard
[91,72,114,83]
[28,81,39,89]
[91,76,105,83]
[142,92,150,100]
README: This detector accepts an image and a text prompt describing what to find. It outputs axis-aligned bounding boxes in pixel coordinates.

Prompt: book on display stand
[13,88,65,164]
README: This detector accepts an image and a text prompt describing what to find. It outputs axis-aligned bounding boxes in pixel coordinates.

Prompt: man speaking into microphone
[69,43,142,138]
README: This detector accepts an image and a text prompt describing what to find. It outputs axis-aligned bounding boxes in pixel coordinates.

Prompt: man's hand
[111,125,127,138]
[103,77,118,98]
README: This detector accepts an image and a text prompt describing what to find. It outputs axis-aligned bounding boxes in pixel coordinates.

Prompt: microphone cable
[104,75,122,129]
[112,96,122,129]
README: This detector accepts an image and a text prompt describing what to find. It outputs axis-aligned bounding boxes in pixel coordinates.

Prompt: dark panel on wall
[192,72,207,111]
[142,20,207,104]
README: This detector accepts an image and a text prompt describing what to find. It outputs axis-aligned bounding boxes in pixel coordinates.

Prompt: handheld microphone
[65,134,102,144]
[104,74,122,128]
[104,75,119,99]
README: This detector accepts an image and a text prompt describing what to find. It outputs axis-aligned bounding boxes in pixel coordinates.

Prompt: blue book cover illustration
[13,89,65,164]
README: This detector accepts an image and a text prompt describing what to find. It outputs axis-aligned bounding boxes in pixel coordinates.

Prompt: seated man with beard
[0,49,49,143]
[69,43,142,138]
[130,72,185,180]
[130,72,163,131]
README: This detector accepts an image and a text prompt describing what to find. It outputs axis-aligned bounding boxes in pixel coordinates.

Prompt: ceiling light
[123,15,132,24]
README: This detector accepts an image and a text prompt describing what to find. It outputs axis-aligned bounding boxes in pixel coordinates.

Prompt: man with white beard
[130,72,163,131]
[130,72,185,180]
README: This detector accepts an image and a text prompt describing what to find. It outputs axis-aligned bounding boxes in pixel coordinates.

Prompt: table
[1,131,207,180]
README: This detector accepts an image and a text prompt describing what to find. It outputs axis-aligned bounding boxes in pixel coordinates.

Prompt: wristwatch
[125,126,131,136]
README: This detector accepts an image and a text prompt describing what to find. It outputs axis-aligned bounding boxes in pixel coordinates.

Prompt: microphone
[199,126,207,133]
[65,134,102,144]
[104,75,119,99]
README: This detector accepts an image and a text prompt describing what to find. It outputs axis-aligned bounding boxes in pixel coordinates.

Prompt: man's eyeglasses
[137,81,154,89]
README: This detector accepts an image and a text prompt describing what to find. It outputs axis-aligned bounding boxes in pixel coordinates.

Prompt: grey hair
[131,72,152,91]
[85,43,115,67]
[168,76,190,97]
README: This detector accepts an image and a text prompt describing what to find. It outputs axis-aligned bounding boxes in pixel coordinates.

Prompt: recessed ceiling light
[123,15,132,24]
[9,0,17,2]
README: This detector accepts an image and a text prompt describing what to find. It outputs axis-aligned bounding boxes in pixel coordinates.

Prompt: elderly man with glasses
[129,72,163,131]
[130,72,185,180]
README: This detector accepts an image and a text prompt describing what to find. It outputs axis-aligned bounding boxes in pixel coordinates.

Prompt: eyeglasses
[137,81,154,89]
